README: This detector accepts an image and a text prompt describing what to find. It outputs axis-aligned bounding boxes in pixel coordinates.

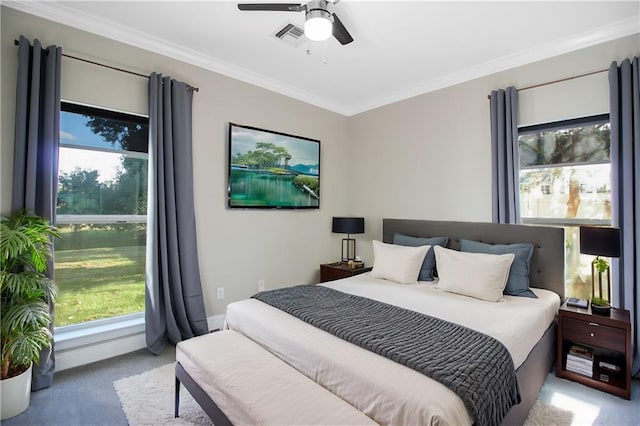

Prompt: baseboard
[207,314,226,332]
[55,314,226,372]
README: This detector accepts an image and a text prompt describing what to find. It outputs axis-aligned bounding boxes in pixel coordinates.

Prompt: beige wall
[1,7,350,317]
[347,34,640,263]
[2,6,639,317]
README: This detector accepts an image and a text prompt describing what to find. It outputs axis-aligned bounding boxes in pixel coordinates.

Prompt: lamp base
[341,237,357,262]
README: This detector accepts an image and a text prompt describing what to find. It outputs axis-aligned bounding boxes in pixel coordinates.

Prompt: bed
[177,219,565,425]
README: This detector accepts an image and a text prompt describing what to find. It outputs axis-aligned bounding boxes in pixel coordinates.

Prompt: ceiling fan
[238,0,354,45]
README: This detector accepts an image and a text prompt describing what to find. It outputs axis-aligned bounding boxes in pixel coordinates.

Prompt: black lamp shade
[580,226,621,258]
[332,217,364,234]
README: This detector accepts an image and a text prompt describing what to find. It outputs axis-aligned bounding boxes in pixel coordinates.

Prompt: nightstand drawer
[563,317,626,352]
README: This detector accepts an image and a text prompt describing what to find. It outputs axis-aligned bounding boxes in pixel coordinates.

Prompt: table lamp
[579,226,621,304]
[332,217,364,262]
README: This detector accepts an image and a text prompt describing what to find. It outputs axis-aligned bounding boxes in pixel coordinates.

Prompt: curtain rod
[13,39,199,92]
[487,68,608,99]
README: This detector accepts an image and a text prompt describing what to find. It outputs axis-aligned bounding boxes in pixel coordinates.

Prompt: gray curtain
[609,57,640,374]
[490,87,520,224]
[145,73,208,354]
[11,36,61,390]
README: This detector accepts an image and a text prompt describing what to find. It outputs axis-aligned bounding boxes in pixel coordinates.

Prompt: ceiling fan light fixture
[304,9,332,41]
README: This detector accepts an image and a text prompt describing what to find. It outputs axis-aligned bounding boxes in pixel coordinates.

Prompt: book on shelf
[568,344,593,361]
[567,357,593,370]
[566,344,593,376]
[598,360,621,373]
[566,360,593,376]
[567,356,593,367]
[567,367,592,377]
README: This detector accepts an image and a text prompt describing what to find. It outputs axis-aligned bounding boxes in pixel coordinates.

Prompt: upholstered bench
[175,329,376,425]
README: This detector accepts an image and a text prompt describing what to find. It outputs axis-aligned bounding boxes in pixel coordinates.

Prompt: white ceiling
[6,1,639,116]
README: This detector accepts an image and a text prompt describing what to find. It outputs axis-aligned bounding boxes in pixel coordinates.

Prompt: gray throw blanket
[253,285,520,426]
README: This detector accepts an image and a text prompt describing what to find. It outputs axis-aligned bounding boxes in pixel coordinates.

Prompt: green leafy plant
[593,257,610,273]
[0,211,59,380]
[591,296,610,307]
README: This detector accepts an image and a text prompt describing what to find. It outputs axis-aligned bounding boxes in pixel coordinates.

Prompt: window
[55,102,149,327]
[518,114,611,299]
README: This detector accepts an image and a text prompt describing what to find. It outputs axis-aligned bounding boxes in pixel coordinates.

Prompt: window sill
[55,312,144,350]
[54,313,145,370]
[53,313,225,371]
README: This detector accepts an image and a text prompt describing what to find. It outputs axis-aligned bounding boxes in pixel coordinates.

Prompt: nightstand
[557,303,631,399]
[320,263,372,283]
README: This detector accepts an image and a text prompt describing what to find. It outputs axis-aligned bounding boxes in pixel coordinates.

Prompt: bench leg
[175,375,181,418]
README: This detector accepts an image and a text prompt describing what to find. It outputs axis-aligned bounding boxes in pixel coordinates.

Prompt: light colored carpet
[114,363,211,425]
[524,398,574,426]
[115,363,573,426]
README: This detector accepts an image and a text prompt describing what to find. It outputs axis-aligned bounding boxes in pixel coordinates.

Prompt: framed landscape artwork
[228,123,320,209]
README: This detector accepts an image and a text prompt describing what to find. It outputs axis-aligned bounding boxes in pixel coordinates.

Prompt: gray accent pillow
[460,239,537,298]
[393,234,449,281]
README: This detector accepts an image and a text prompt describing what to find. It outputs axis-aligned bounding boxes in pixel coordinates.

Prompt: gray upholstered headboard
[383,219,565,299]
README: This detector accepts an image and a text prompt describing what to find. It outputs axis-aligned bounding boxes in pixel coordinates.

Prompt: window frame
[518,113,612,228]
[55,101,150,330]
[518,114,610,137]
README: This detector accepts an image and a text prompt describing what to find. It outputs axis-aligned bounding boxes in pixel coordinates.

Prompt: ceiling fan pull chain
[323,39,328,64]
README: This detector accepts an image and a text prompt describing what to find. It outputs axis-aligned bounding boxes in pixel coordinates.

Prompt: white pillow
[434,245,514,302]
[370,240,430,284]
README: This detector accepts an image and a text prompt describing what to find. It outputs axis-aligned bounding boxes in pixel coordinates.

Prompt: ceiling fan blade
[332,13,353,45]
[238,3,303,12]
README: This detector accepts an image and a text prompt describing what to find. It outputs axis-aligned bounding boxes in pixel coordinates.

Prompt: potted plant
[0,211,59,420]
[591,296,611,316]
[590,256,612,316]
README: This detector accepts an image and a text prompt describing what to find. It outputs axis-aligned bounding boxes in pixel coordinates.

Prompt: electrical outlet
[258,280,265,291]
[217,287,224,300]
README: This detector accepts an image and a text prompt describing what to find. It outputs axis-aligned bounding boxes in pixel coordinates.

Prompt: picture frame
[228,123,320,209]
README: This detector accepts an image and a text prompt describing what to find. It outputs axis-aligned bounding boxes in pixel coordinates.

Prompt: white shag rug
[524,398,574,426]
[114,363,211,426]
[114,363,573,426]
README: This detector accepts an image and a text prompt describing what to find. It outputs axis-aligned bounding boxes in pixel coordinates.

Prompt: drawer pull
[589,322,600,327]
[590,332,595,337]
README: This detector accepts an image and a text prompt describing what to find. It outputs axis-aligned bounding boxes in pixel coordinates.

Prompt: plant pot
[0,363,32,420]
[591,304,611,316]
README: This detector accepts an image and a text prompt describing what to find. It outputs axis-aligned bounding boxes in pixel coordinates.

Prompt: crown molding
[2,0,351,115]
[4,1,638,117]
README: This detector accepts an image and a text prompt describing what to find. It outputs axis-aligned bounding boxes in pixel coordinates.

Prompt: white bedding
[225,273,560,426]
[322,273,560,367]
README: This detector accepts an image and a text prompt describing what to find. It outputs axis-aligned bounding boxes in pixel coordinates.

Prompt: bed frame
[176,219,565,426]
[383,219,565,425]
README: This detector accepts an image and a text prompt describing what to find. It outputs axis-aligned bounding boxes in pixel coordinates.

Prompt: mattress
[225,273,560,425]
